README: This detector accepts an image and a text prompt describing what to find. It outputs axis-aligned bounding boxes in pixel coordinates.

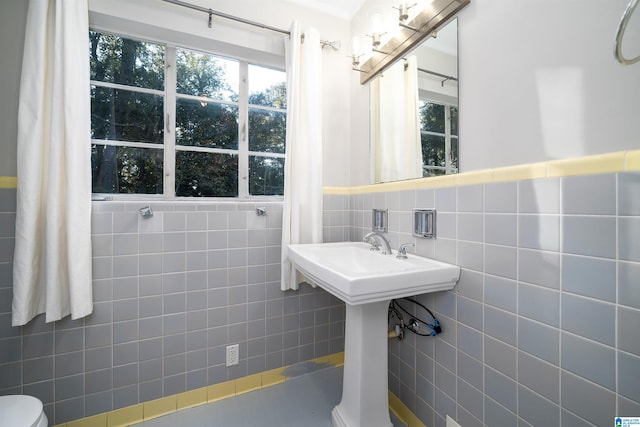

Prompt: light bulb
[351,36,361,56]
[370,13,384,34]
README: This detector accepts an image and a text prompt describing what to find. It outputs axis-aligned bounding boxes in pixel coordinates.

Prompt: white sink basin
[286,241,460,427]
[287,241,460,305]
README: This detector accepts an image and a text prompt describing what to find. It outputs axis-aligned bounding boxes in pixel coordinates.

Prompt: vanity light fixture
[394,2,417,24]
[352,0,470,83]
[367,13,386,48]
[350,36,366,71]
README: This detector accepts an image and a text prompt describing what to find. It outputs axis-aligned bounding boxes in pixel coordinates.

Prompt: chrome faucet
[396,243,415,259]
[363,232,393,255]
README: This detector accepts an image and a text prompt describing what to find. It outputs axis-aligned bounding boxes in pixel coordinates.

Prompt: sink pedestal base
[331,300,393,427]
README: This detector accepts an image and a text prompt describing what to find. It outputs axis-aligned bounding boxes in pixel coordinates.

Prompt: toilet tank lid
[0,395,43,427]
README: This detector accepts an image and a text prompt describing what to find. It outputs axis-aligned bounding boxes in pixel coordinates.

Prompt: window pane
[249,156,284,196]
[175,151,238,197]
[420,101,445,134]
[248,108,286,153]
[249,65,286,109]
[92,144,163,194]
[176,98,238,150]
[89,31,164,91]
[451,137,459,172]
[421,134,446,176]
[91,86,164,144]
[451,106,458,136]
[176,48,238,102]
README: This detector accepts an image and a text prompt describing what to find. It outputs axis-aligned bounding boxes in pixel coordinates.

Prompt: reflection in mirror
[370,19,458,183]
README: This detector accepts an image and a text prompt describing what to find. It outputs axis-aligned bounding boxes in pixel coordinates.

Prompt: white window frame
[90,30,286,200]
[420,99,458,176]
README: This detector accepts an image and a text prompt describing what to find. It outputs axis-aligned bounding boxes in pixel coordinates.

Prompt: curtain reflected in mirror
[370,19,459,183]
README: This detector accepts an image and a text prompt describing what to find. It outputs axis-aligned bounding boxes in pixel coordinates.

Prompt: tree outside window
[419,99,458,176]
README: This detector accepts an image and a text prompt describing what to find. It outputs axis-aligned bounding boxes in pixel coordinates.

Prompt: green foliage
[249,156,285,196]
[420,102,445,133]
[176,48,237,101]
[90,32,165,193]
[175,152,238,197]
[421,134,446,171]
[248,107,286,154]
[249,82,287,109]
[92,145,163,194]
[176,100,238,150]
[89,31,164,90]
[450,106,458,136]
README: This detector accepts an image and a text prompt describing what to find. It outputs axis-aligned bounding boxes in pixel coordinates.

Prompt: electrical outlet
[226,344,239,366]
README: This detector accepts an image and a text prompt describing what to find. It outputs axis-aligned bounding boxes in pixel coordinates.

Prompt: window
[90,31,286,198]
[419,99,458,176]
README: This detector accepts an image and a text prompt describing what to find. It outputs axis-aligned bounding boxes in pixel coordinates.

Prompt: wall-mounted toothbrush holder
[139,206,154,219]
[372,209,388,232]
[413,209,436,239]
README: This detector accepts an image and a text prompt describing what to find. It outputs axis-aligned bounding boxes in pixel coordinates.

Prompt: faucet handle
[396,243,415,259]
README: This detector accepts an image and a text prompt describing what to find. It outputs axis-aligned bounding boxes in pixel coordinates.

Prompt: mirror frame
[359,0,470,84]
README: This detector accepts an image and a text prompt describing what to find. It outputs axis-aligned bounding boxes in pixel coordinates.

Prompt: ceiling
[284,0,367,20]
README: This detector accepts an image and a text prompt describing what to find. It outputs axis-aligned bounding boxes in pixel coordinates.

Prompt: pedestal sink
[287,242,460,427]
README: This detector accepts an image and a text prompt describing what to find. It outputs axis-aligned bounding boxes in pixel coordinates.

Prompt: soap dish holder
[413,209,436,239]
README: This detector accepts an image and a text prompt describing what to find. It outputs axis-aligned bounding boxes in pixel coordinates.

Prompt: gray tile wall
[347,172,640,427]
[0,196,346,425]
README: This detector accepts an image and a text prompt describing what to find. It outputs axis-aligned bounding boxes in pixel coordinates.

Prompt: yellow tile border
[547,151,627,177]
[0,176,17,188]
[143,396,177,420]
[235,373,263,395]
[177,388,208,410]
[627,150,640,170]
[492,161,548,183]
[67,414,107,427]
[389,391,427,427]
[107,404,143,427]
[324,149,640,195]
[261,367,287,387]
[56,353,348,426]
[207,380,236,403]
[322,186,351,195]
[328,351,345,366]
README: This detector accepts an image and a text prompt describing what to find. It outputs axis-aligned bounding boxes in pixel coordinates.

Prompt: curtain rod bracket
[320,40,341,50]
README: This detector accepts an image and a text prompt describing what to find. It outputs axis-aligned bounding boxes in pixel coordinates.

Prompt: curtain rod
[418,67,458,82]
[402,58,458,83]
[161,0,291,36]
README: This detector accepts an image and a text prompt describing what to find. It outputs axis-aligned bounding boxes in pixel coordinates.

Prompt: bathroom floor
[132,365,406,427]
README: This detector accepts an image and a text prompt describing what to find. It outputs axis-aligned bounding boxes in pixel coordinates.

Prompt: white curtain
[12,0,93,326]
[280,22,323,291]
[370,56,422,183]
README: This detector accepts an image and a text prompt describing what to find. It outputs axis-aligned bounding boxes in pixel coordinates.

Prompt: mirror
[359,0,468,184]
[370,19,459,183]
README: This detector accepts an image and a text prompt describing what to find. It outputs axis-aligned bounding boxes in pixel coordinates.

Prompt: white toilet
[0,395,48,427]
